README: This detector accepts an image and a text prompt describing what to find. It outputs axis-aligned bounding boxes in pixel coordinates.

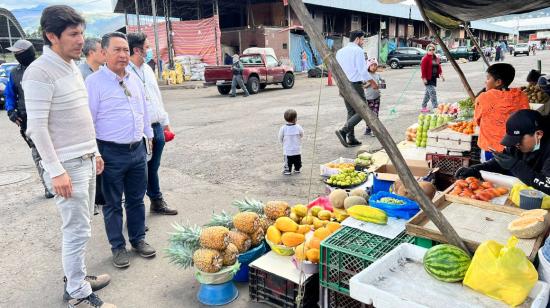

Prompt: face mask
[15,47,36,67]
[144,48,154,63]
[532,136,541,152]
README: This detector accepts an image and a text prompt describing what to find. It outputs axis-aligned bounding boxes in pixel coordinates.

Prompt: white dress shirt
[127,61,170,126]
[336,42,372,83]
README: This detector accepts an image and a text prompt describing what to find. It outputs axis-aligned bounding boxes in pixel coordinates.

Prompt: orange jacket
[474,88,529,152]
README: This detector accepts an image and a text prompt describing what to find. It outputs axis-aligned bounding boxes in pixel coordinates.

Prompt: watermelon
[423,244,471,282]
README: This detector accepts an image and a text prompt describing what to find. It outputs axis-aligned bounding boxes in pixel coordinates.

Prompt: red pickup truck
[204,53,295,95]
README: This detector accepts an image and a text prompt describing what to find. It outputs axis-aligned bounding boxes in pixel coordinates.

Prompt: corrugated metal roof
[304,0,517,34]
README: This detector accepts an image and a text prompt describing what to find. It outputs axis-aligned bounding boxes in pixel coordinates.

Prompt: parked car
[514,43,530,56]
[386,47,426,69]
[204,53,295,95]
[449,46,480,61]
[0,62,18,110]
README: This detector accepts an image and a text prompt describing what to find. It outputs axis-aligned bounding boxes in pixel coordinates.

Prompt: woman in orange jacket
[474,63,529,162]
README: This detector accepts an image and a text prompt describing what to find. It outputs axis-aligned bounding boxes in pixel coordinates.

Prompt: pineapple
[232,197,265,214]
[264,201,290,220]
[259,215,272,233]
[193,248,223,273]
[233,212,260,234]
[204,210,234,229]
[165,243,195,269]
[169,223,202,251]
[199,226,229,251]
[228,230,251,253]
[250,227,265,247]
[222,243,239,266]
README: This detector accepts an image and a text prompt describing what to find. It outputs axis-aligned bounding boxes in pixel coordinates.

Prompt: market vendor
[456,109,550,195]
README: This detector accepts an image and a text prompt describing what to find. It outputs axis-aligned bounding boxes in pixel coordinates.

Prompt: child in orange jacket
[474,63,529,161]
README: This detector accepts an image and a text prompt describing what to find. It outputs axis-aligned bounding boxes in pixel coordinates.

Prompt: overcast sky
[3,0,114,12]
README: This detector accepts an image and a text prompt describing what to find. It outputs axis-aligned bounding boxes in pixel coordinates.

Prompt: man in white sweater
[22,5,114,308]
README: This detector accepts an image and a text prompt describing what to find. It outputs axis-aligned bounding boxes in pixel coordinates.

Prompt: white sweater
[22,46,98,178]
[278,123,304,156]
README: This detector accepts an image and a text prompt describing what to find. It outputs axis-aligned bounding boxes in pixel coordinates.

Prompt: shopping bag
[463,236,538,306]
[510,182,550,209]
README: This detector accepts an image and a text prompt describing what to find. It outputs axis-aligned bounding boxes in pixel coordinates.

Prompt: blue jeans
[147,123,165,200]
[98,140,147,251]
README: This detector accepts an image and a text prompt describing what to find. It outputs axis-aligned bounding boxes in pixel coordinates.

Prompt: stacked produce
[405,124,418,142]
[457,97,474,120]
[166,224,238,273]
[448,121,476,135]
[523,84,550,104]
[326,169,367,188]
[435,103,458,115]
[449,177,508,201]
[416,114,451,147]
[508,209,548,239]
[423,244,472,282]
[294,221,341,264]
[355,152,374,169]
[324,162,355,170]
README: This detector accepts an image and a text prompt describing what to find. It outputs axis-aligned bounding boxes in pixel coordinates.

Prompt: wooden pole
[414,0,475,102]
[288,0,470,255]
[151,0,162,79]
[465,24,490,67]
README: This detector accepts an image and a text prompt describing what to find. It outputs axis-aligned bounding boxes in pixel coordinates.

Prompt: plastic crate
[320,227,414,295]
[249,266,319,308]
[426,153,470,176]
[321,286,370,308]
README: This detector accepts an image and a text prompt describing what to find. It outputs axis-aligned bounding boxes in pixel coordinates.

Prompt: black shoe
[364,128,372,135]
[67,292,116,307]
[244,93,250,97]
[45,188,55,199]
[347,136,362,147]
[145,225,149,232]
[112,248,130,268]
[63,274,112,301]
[229,94,236,97]
[132,240,156,258]
[335,129,350,148]
[150,198,178,215]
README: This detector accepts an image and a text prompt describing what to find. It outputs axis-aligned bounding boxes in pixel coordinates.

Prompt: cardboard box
[372,159,438,193]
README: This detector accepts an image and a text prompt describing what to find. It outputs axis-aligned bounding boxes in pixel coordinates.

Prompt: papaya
[266,226,282,244]
[281,232,305,247]
[275,217,299,232]
[346,205,387,225]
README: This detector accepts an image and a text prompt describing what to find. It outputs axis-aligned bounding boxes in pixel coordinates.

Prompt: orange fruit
[306,248,320,263]
[309,237,321,250]
[313,227,331,240]
[295,243,307,261]
[296,225,311,234]
[326,222,341,233]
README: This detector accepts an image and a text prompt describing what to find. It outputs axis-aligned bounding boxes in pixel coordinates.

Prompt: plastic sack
[463,236,538,306]
[195,261,240,285]
[368,191,420,219]
[308,196,333,212]
[510,182,550,209]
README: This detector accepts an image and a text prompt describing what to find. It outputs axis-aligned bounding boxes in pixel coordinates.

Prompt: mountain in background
[11,4,126,38]
[485,7,550,22]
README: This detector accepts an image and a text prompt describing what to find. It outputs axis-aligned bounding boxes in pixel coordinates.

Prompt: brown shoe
[68,293,116,308]
[150,198,178,215]
[63,274,111,301]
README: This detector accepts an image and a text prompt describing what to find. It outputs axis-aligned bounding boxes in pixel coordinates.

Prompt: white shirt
[23,46,98,177]
[127,61,170,126]
[278,123,304,156]
[336,42,372,83]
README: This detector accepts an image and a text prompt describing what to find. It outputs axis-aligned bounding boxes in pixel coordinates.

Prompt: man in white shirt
[334,30,378,147]
[22,5,113,307]
[127,32,178,215]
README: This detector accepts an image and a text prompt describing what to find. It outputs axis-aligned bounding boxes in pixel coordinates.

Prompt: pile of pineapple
[266,203,341,264]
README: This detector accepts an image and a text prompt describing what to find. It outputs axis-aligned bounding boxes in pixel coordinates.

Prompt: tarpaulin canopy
[379,0,550,28]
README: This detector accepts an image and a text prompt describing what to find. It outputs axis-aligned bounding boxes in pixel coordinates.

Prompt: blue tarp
[290,33,324,72]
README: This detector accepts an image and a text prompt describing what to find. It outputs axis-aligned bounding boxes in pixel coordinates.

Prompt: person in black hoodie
[456,109,550,195]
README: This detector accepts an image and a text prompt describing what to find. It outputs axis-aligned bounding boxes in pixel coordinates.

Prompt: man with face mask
[5,39,54,199]
[456,110,550,195]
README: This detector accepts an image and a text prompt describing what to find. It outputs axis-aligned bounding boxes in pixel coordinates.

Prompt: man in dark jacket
[456,110,550,195]
[5,39,54,198]
[229,54,249,97]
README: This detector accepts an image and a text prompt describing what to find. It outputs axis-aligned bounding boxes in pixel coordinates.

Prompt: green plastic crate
[414,236,435,248]
[319,226,414,295]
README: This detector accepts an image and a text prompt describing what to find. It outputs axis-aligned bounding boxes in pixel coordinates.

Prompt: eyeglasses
[119,80,132,97]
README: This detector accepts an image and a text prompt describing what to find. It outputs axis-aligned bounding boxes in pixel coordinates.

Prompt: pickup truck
[448,46,480,62]
[204,53,295,95]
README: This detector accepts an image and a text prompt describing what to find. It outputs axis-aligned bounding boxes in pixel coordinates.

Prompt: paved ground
[1,51,547,307]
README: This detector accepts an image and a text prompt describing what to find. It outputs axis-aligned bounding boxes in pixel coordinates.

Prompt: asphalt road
[0,50,547,307]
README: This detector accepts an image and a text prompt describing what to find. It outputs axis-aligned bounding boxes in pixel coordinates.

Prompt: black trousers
[284,155,302,172]
[341,81,367,137]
